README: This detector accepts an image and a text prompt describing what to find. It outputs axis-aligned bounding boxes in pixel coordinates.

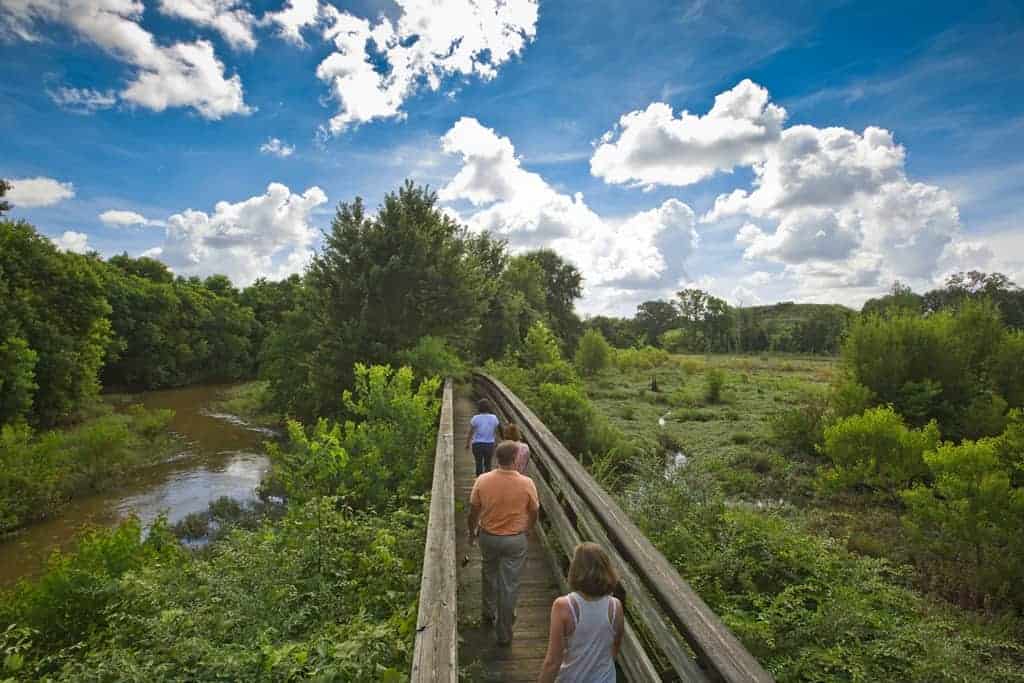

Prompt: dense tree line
[584,272,1023,357]
[0,220,297,428]
[1,181,585,428]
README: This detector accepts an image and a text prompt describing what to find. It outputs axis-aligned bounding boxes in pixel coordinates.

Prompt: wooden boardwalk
[454,394,560,682]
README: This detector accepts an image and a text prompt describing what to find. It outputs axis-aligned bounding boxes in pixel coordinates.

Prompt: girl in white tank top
[538,543,624,683]
[557,592,618,682]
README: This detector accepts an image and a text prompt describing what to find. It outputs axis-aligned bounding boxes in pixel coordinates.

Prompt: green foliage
[994,409,1024,485]
[705,368,726,404]
[0,516,181,648]
[0,336,37,425]
[623,460,1024,683]
[397,335,468,382]
[842,299,1014,440]
[770,392,827,456]
[519,320,563,367]
[574,328,612,376]
[535,383,599,457]
[3,503,423,681]
[99,257,256,389]
[0,406,175,532]
[266,365,440,509]
[612,345,670,371]
[821,407,940,497]
[635,300,680,346]
[263,183,491,419]
[902,439,1024,606]
[1,220,111,428]
[522,249,584,350]
[992,330,1024,408]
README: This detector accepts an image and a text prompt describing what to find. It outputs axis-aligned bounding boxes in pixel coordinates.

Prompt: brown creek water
[0,384,273,586]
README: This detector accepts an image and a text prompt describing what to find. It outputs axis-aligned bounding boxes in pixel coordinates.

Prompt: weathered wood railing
[475,371,773,683]
[411,379,457,682]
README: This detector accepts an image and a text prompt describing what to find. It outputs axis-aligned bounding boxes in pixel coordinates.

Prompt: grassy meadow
[586,353,917,580]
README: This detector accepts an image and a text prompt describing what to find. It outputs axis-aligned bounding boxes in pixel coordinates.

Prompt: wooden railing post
[411,379,457,682]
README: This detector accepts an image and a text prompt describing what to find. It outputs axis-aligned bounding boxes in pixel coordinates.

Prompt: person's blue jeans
[472,442,495,476]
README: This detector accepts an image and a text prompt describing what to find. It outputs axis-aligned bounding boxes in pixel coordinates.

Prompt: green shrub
[613,346,670,371]
[0,516,181,649]
[6,502,424,681]
[519,321,564,368]
[705,368,726,403]
[829,379,875,420]
[574,329,612,376]
[536,382,599,457]
[956,392,1008,440]
[821,407,940,498]
[266,364,440,509]
[731,432,754,445]
[770,389,829,456]
[902,439,1024,605]
[396,335,468,382]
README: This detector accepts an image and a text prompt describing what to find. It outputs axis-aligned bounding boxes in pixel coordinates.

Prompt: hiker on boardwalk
[467,440,540,645]
[538,543,624,682]
[466,398,501,476]
[502,423,531,475]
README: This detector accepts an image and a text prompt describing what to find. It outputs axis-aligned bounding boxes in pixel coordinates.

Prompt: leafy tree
[0,220,111,427]
[574,328,612,376]
[519,320,564,368]
[674,289,735,352]
[0,179,11,216]
[902,439,1024,603]
[924,271,1024,329]
[107,253,174,284]
[397,335,468,381]
[635,300,680,346]
[793,306,851,354]
[239,274,304,370]
[862,281,924,317]
[841,301,1013,439]
[0,336,37,424]
[477,251,545,360]
[583,315,640,348]
[821,406,940,498]
[266,182,490,419]
[523,249,583,349]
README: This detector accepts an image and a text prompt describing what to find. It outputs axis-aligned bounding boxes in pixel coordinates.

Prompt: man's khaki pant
[479,530,528,644]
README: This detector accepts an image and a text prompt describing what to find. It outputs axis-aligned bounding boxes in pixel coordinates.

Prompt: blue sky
[2,0,1022,315]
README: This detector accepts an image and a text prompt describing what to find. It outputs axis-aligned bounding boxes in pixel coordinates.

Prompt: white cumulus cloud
[591,79,786,187]
[317,0,538,133]
[260,137,295,158]
[7,177,75,207]
[2,0,250,119]
[439,117,699,315]
[261,0,321,46]
[53,231,90,253]
[705,122,962,291]
[99,209,165,227]
[155,183,327,285]
[157,0,257,51]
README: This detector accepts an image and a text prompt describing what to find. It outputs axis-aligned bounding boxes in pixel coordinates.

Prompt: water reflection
[0,384,272,586]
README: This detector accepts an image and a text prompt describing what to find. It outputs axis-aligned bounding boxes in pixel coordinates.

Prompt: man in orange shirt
[468,439,540,645]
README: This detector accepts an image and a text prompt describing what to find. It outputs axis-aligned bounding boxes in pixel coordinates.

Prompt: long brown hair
[568,543,619,597]
[503,423,522,442]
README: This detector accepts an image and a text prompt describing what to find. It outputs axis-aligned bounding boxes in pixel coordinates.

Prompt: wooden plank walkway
[454,393,561,682]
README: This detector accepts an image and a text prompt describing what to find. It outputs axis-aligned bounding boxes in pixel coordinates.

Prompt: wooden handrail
[474,371,773,683]
[410,379,457,682]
